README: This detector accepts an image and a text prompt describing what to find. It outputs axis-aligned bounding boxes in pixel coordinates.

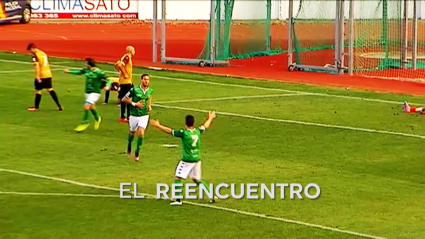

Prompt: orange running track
[1,22,425,96]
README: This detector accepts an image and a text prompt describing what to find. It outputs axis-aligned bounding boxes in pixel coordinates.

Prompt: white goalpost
[152,0,230,67]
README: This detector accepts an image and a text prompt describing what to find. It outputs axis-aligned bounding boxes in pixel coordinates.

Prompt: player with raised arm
[114,46,135,122]
[63,58,111,132]
[27,43,63,112]
[403,102,425,115]
[150,112,217,206]
[122,74,153,162]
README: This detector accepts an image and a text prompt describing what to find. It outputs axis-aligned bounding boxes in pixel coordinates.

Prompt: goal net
[353,0,425,81]
[291,0,339,70]
[197,0,285,61]
[158,0,286,66]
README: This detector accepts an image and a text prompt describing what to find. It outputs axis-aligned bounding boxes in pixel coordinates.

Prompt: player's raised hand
[208,111,216,119]
[135,101,144,108]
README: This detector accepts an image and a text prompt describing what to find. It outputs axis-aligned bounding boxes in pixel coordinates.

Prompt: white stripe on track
[0,168,386,239]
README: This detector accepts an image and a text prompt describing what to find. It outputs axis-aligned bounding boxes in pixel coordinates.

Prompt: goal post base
[161,57,230,67]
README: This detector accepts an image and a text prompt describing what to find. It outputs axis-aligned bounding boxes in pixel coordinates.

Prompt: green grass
[0,52,425,239]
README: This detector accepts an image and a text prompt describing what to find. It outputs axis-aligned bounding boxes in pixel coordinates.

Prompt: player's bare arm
[63,68,83,75]
[202,111,217,129]
[148,95,153,111]
[150,120,172,134]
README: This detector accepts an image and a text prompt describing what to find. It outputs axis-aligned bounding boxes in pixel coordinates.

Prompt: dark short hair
[185,115,195,127]
[27,43,36,50]
[141,74,150,79]
[85,58,96,67]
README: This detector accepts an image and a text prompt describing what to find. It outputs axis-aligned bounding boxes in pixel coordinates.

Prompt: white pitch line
[0,191,118,198]
[1,58,424,139]
[0,168,386,239]
[154,104,425,140]
[156,93,311,104]
[0,68,62,74]
[0,59,423,106]
[152,74,425,106]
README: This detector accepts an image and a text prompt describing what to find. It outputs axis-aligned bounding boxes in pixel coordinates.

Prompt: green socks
[82,109,100,124]
[90,109,100,121]
[173,179,183,197]
[170,180,211,199]
[127,133,134,153]
[82,110,89,124]
[134,137,143,157]
[197,180,211,193]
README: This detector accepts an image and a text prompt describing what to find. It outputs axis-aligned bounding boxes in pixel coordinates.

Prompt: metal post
[348,0,354,76]
[413,0,418,70]
[161,0,166,62]
[383,0,389,59]
[287,0,293,68]
[215,0,221,58]
[152,0,158,63]
[401,0,408,69]
[265,0,271,51]
[339,0,345,74]
[334,0,341,69]
[210,0,216,64]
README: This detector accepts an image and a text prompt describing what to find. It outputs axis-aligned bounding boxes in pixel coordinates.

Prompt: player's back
[33,50,52,78]
[180,127,203,162]
[84,68,107,93]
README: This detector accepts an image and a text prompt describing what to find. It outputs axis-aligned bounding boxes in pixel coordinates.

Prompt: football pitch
[0,52,424,239]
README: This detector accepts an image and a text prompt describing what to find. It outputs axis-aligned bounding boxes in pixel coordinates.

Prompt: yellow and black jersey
[114,54,133,85]
[32,49,52,79]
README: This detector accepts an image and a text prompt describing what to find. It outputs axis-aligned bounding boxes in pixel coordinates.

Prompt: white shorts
[174,160,201,180]
[129,115,149,132]
[85,93,100,105]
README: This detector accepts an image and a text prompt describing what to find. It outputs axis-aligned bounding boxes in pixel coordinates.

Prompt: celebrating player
[403,102,425,115]
[26,43,63,112]
[122,74,153,162]
[64,58,111,132]
[115,46,135,122]
[150,112,217,206]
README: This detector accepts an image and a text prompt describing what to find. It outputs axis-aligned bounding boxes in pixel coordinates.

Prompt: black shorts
[34,78,53,91]
[118,83,133,99]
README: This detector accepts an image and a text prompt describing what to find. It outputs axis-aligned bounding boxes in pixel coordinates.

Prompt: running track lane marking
[0,168,386,239]
[11,30,68,40]
[0,59,423,106]
[154,104,425,140]
[156,93,312,104]
[0,191,118,198]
